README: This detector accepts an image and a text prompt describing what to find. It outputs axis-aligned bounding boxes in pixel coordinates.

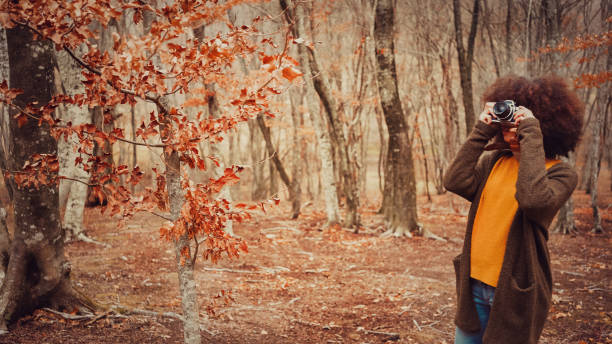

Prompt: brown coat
[444,118,577,343]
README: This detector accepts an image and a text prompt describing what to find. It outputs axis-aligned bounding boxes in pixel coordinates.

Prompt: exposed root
[553,223,578,235]
[110,305,184,321]
[71,233,111,248]
[380,229,413,238]
[109,305,215,336]
[422,229,447,242]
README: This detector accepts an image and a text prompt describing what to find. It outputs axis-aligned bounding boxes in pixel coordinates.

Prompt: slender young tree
[281,0,361,229]
[280,0,354,228]
[453,0,480,135]
[0,2,295,342]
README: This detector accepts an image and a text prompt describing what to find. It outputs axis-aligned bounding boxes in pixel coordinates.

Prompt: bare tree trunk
[247,119,267,200]
[55,47,92,241]
[554,153,577,234]
[373,0,420,237]
[453,0,480,135]
[256,114,301,219]
[158,99,201,344]
[0,25,94,332]
[589,89,604,234]
[85,23,116,207]
[304,92,340,225]
[206,84,235,234]
[130,105,137,193]
[281,0,361,229]
[0,28,10,186]
[375,105,387,198]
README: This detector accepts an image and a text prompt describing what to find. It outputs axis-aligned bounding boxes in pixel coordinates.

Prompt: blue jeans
[454,279,496,344]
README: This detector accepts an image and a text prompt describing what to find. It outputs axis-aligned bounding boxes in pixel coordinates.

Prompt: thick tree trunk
[55,47,91,241]
[0,25,93,332]
[373,0,420,237]
[453,0,480,136]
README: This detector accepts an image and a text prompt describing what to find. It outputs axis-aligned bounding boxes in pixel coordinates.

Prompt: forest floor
[0,190,610,344]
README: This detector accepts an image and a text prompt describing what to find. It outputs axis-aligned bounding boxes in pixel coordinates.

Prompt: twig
[358,327,400,341]
[115,307,184,322]
[42,308,93,320]
[413,319,422,331]
[261,226,301,234]
[203,267,265,274]
[292,318,340,330]
[559,270,585,277]
[84,310,112,326]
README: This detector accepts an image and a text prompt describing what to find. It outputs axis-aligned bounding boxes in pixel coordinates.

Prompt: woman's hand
[479,102,495,125]
[514,106,536,125]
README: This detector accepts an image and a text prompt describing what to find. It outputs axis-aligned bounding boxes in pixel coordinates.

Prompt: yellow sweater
[471,155,559,287]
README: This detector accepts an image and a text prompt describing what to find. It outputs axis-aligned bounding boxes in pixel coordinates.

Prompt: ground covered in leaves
[0,191,610,344]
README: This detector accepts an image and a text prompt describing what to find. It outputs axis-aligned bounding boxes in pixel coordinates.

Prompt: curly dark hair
[482,75,584,158]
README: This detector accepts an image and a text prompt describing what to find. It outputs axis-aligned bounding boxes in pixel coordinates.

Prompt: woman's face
[502,127,520,152]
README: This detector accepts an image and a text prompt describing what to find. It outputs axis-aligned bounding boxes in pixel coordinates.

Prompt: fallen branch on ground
[75,233,112,248]
[357,327,400,340]
[293,318,400,340]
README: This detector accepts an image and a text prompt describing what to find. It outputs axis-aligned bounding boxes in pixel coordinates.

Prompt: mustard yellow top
[470,155,559,287]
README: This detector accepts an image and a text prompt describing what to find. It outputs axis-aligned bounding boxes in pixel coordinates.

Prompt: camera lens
[493,101,512,120]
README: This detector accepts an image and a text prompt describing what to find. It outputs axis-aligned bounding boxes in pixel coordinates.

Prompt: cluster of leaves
[532,28,612,88]
[0,0,303,263]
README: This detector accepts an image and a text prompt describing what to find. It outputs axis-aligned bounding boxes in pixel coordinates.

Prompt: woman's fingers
[479,103,495,124]
[514,106,535,125]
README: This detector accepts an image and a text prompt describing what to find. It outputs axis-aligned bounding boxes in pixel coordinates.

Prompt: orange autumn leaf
[281,66,303,82]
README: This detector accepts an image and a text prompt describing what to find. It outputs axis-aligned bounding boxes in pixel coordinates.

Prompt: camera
[491,100,517,123]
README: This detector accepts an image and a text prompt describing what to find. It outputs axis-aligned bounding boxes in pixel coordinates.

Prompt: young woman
[444,75,584,344]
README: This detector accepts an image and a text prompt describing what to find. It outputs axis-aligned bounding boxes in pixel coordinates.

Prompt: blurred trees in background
[0,0,607,239]
[0,0,609,339]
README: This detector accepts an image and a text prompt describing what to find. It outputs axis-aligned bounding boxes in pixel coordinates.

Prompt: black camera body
[491,100,517,123]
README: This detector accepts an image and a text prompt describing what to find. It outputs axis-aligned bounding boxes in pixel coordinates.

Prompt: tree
[0,1,294,342]
[55,46,92,242]
[372,0,420,237]
[452,0,480,135]
[280,0,361,229]
[0,24,94,332]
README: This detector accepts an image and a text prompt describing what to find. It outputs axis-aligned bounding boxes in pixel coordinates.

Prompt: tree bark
[373,0,420,237]
[281,0,360,228]
[206,84,235,233]
[0,25,93,332]
[553,154,577,234]
[256,114,301,219]
[588,87,604,234]
[453,0,480,135]
[247,119,267,200]
[304,92,340,226]
[55,47,91,241]
[158,99,201,344]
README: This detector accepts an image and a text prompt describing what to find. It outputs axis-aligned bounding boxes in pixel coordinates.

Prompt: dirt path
[0,191,610,343]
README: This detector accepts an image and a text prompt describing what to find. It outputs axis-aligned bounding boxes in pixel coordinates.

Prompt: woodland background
[0,0,609,343]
